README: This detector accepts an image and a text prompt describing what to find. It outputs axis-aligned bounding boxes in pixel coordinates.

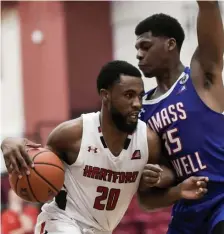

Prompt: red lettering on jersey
[83,165,139,184]
[119,172,125,183]
[112,172,119,183]
[93,186,120,211]
[83,166,101,179]
[83,165,93,177]
[107,170,113,182]
[98,168,107,181]
[131,171,139,182]
[125,172,133,183]
[93,186,109,210]
[91,167,100,179]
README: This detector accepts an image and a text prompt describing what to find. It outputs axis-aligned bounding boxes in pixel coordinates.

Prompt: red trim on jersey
[40,222,46,234]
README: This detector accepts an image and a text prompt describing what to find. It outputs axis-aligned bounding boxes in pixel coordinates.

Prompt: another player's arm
[148,128,176,189]
[137,128,179,210]
[191,1,224,88]
[45,117,83,165]
[139,128,176,190]
[137,128,208,210]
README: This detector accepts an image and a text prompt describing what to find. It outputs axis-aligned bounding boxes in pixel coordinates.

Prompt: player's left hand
[178,176,209,200]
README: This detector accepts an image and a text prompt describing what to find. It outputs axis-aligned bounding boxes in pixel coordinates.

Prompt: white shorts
[35,211,112,234]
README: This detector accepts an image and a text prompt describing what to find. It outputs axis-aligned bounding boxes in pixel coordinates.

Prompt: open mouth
[128,113,139,121]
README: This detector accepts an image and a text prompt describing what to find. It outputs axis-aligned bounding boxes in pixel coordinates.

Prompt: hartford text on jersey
[83,165,139,183]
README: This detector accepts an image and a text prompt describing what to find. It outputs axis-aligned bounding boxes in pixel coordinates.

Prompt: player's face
[108,75,144,134]
[135,32,170,78]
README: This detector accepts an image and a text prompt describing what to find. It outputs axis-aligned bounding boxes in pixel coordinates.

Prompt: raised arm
[197,1,223,70]
[191,1,224,87]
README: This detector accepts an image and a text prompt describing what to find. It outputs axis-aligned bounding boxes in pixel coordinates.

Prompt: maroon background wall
[64,1,113,117]
[14,1,112,142]
[19,1,70,142]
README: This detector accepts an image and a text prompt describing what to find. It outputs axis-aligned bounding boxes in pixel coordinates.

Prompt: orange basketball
[9,148,65,203]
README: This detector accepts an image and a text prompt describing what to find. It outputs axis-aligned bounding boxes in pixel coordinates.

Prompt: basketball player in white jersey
[1,61,208,234]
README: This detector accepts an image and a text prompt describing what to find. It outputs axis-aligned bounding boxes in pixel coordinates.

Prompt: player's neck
[155,61,185,95]
[100,111,128,138]
[99,111,128,152]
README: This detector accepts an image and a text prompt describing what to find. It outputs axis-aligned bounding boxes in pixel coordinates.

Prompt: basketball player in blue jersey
[135,1,224,234]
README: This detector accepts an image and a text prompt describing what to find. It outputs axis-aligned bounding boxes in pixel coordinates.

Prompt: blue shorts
[167,202,224,234]
[207,202,224,234]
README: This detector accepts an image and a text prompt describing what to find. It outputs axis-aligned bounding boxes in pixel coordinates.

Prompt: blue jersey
[140,67,224,233]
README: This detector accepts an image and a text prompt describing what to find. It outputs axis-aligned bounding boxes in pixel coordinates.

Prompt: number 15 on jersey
[162,128,182,156]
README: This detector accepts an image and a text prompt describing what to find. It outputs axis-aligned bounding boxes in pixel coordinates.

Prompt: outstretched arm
[138,176,208,210]
[192,1,224,87]
[197,1,224,71]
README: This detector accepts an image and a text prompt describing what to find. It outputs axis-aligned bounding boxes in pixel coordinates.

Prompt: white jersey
[41,112,148,232]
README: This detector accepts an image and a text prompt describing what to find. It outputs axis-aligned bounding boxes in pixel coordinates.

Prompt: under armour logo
[88,146,98,153]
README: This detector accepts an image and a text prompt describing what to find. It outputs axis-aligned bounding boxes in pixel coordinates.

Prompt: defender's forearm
[137,186,180,210]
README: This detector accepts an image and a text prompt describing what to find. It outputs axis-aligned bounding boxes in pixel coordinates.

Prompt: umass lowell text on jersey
[140,67,224,212]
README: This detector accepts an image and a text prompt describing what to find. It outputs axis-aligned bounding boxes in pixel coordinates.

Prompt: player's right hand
[139,164,163,191]
[1,138,41,178]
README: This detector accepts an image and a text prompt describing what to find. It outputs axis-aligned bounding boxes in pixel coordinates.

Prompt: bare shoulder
[47,117,83,143]
[146,127,161,164]
[46,117,83,165]
[146,127,158,142]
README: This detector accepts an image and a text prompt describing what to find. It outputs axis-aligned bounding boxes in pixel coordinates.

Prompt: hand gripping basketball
[2,138,41,177]
[9,147,65,203]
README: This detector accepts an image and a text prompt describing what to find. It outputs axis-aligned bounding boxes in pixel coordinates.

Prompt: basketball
[9,148,65,203]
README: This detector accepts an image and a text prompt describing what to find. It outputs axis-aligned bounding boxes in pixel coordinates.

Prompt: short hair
[97,60,142,94]
[135,13,185,51]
